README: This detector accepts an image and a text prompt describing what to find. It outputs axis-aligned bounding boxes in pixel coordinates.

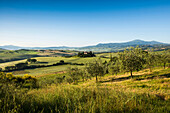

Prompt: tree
[60,60,64,64]
[15,62,28,70]
[0,67,2,72]
[0,59,4,63]
[144,50,157,72]
[109,54,118,63]
[109,60,121,76]
[5,66,16,71]
[79,69,87,82]
[159,51,170,69]
[86,59,105,82]
[31,59,37,63]
[67,67,81,83]
[27,58,32,62]
[27,58,37,63]
[119,47,145,78]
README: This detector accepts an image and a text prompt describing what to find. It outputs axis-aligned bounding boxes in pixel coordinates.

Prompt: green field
[0,56,110,76]
[0,49,78,63]
[0,50,39,60]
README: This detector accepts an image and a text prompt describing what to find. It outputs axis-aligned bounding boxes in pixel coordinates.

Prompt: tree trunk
[130,70,133,79]
[149,67,152,72]
[164,63,166,69]
[96,75,98,82]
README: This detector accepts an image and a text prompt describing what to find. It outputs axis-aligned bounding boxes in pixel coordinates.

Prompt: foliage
[67,67,81,83]
[59,60,64,64]
[5,66,16,71]
[158,51,170,69]
[27,58,37,63]
[0,72,37,88]
[15,62,28,70]
[144,50,157,72]
[109,60,121,75]
[109,54,118,63]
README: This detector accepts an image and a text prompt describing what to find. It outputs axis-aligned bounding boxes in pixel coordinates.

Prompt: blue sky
[0,0,170,47]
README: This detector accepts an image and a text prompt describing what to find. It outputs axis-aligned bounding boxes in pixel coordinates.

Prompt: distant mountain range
[0,39,169,52]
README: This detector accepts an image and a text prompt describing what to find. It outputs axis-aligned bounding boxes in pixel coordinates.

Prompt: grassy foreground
[0,68,170,113]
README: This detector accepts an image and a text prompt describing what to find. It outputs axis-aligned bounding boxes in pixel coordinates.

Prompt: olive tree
[119,47,145,78]
[144,51,157,72]
[109,60,121,76]
[67,67,81,83]
[159,51,170,69]
[86,59,105,82]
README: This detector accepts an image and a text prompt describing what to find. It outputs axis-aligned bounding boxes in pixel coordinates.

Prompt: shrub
[60,60,64,64]
[0,72,38,88]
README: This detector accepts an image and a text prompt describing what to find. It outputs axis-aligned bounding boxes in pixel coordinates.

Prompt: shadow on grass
[37,61,49,64]
[100,71,170,83]
[99,76,131,83]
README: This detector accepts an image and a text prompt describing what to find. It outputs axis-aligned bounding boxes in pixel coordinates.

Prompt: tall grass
[0,83,169,113]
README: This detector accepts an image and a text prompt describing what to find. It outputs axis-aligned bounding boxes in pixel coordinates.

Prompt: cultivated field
[0,56,110,76]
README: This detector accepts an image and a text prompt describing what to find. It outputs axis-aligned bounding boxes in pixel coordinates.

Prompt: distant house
[84,52,88,54]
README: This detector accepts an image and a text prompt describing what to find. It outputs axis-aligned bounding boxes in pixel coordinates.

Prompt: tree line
[1,59,84,72]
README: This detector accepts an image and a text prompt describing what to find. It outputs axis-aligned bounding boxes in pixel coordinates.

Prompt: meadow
[0,49,39,61]
[0,49,77,63]
[0,49,170,113]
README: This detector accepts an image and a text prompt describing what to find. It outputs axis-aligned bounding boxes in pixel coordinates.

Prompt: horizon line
[0,39,168,48]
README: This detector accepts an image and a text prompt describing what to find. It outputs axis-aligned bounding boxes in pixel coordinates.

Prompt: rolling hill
[0,39,169,52]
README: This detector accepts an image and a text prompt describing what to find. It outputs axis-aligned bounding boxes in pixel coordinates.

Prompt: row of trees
[3,58,38,71]
[5,62,28,71]
[110,48,169,77]
[27,58,37,63]
[68,47,170,83]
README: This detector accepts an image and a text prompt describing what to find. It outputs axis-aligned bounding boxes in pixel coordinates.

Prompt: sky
[0,0,170,47]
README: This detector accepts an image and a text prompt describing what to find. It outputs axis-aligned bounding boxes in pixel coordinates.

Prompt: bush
[60,60,64,64]
[27,58,37,63]
[0,72,38,88]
